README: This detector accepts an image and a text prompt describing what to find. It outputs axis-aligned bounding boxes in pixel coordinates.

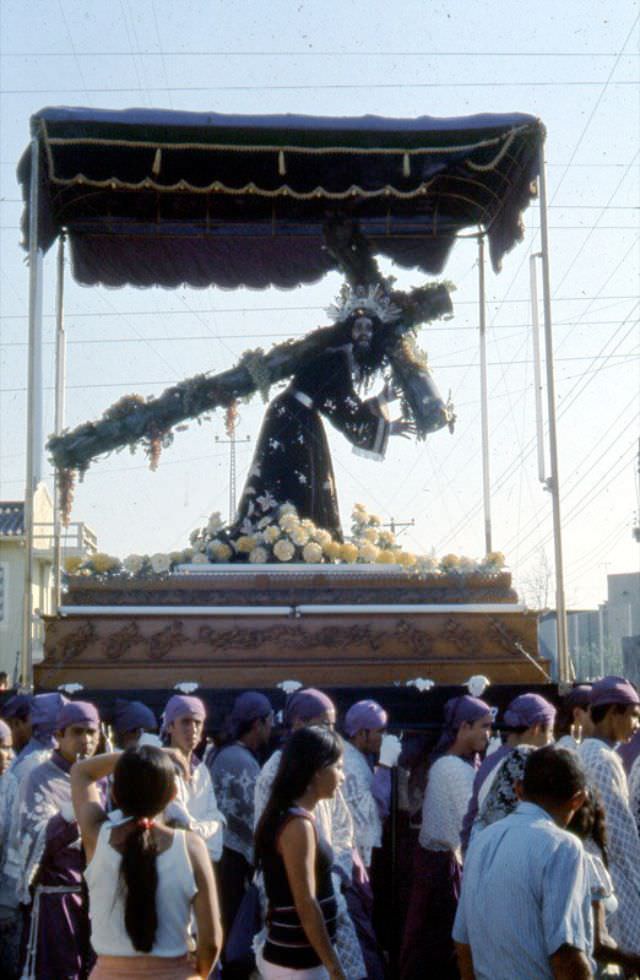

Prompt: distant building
[538,571,639,681]
[0,483,97,680]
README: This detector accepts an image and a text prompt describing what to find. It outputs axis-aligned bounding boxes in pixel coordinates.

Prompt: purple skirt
[398,846,461,980]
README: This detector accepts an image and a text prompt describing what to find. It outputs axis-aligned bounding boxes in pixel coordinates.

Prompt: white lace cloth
[341,742,382,868]
[254,749,365,980]
[210,742,260,864]
[579,738,640,953]
[419,755,475,861]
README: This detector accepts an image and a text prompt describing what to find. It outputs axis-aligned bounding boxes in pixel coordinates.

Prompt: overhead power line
[2,81,639,94]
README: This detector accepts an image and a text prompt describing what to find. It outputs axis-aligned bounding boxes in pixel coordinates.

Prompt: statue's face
[351,315,373,352]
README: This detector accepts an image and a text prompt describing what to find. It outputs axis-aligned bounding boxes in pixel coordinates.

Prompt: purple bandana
[31,693,69,738]
[114,698,157,734]
[503,693,556,729]
[344,699,388,737]
[231,691,272,731]
[1,693,33,720]
[435,695,492,754]
[284,688,335,726]
[163,694,206,728]
[590,675,640,708]
[563,685,592,710]
[56,700,100,730]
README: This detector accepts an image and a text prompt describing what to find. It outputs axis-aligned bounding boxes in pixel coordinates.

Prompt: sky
[0,0,638,611]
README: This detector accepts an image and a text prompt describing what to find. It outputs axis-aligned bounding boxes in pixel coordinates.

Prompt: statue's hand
[390,418,416,439]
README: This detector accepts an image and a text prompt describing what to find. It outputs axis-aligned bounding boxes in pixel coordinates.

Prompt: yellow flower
[64,555,83,574]
[291,527,310,547]
[376,549,396,564]
[210,542,232,562]
[249,546,268,563]
[263,525,280,544]
[313,528,332,547]
[440,553,460,570]
[396,550,417,567]
[91,552,119,573]
[368,514,381,527]
[378,530,396,548]
[340,542,359,563]
[362,526,378,542]
[235,535,257,553]
[485,551,506,568]
[323,540,342,561]
[274,539,295,562]
[279,503,297,517]
[358,542,379,563]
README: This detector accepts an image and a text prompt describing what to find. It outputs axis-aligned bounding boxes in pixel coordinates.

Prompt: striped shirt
[453,802,593,980]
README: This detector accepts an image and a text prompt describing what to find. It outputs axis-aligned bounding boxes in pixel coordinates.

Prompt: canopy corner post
[20,133,45,692]
[53,232,67,611]
[537,146,570,684]
[477,231,492,556]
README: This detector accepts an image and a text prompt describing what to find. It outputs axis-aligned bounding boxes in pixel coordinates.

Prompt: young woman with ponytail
[254,725,347,980]
[71,745,222,980]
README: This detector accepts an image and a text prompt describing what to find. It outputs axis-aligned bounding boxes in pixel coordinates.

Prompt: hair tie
[136,817,154,830]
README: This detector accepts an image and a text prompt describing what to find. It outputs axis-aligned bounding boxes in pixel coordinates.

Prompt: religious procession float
[16,107,553,693]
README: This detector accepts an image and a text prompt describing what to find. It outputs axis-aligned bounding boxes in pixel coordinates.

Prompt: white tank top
[85,821,197,957]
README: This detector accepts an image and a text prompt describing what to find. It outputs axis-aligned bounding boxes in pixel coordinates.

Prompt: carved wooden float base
[38,566,548,689]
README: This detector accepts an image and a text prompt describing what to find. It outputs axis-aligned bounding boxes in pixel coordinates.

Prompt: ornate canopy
[18,106,544,289]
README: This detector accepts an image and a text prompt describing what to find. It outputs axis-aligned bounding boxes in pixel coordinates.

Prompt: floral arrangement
[64,501,506,581]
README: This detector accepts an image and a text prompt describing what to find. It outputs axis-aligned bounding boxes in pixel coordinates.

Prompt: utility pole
[215,429,250,524]
[382,517,415,537]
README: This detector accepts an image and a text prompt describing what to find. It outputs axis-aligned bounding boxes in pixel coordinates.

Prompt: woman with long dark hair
[254,726,346,980]
[71,745,222,980]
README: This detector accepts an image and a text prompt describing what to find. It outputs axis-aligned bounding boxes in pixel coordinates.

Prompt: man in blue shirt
[453,745,593,980]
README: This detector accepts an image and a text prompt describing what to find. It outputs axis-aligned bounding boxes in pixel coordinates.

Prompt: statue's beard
[352,336,388,389]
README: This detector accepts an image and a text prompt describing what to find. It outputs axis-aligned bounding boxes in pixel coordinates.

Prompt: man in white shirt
[453,745,593,980]
[162,694,225,863]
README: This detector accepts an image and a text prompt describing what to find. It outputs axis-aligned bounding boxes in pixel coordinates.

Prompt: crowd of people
[0,675,639,979]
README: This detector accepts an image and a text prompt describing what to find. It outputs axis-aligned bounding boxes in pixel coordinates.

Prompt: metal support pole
[21,134,44,690]
[53,235,66,608]
[478,235,492,554]
[529,255,546,484]
[537,148,570,684]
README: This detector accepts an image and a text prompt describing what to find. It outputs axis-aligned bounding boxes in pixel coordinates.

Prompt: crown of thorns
[326,284,402,325]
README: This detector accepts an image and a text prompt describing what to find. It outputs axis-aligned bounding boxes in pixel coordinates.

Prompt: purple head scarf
[590,676,640,709]
[56,700,100,730]
[0,719,11,741]
[503,693,556,730]
[114,699,157,735]
[31,693,69,740]
[435,695,492,754]
[284,688,335,727]
[230,691,272,735]
[163,695,206,729]
[344,700,388,737]
[1,693,33,720]
[564,685,592,710]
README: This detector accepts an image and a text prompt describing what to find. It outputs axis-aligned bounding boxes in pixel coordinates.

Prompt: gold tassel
[403,153,411,178]
[278,150,286,176]
[152,148,162,176]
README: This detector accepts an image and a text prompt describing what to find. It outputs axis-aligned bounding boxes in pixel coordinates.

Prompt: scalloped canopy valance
[18,106,544,289]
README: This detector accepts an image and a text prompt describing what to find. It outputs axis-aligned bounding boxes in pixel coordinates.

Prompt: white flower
[269,438,283,451]
[257,515,273,529]
[207,511,223,534]
[208,541,232,562]
[263,525,280,544]
[249,546,269,563]
[174,681,199,694]
[191,552,209,564]
[57,682,83,694]
[150,552,171,573]
[279,503,297,517]
[358,541,379,563]
[313,528,332,546]
[189,528,202,546]
[302,542,323,563]
[466,675,490,698]
[273,539,295,562]
[291,527,310,546]
[123,554,144,574]
[406,678,435,693]
[278,680,302,694]
[363,526,378,543]
[249,463,262,479]
[279,513,299,533]
[239,518,254,535]
[296,472,308,485]
[378,530,396,548]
